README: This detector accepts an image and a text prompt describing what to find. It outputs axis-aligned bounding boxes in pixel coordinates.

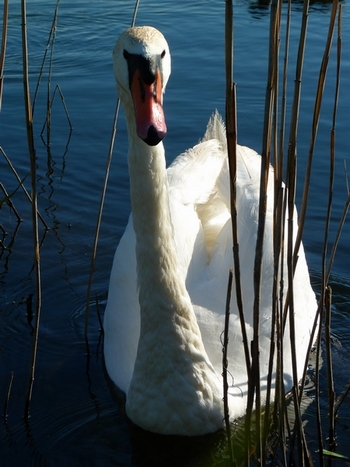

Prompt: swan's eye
[123,49,130,60]
[161,50,166,59]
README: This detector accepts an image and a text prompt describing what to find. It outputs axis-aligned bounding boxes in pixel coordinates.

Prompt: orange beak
[130,68,167,146]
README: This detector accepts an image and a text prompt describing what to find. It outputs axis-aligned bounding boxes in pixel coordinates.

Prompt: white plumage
[103,26,317,436]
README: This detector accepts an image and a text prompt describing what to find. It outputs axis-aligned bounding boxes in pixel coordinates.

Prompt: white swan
[103,26,317,436]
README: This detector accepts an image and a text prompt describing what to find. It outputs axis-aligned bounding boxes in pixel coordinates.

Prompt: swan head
[113,26,171,146]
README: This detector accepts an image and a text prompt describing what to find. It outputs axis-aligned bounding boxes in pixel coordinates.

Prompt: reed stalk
[293,0,339,270]
[3,371,14,419]
[21,0,42,419]
[284,0,310,401]
[269,2,291,461]
[280,1,310,375]
[325,186,350,284]
[84,97,121,350]
[0,181,22,221]
[277,2,314,461]
[0,0,8,111]
[224,1,251,384]
[285,2,341,465]
[315,309,324,467]
[224,1,253,463]
[334,383,350,417]
[33,1,73,155]
[32,0,60,115]
[45,2,58,144]
[325,6,346,284]
[263,1,282,459]
[325,287,335,451]
[321,6,342,457]
[222,269,234,465]
[84,0,140,346]
[248,0,282,458]
[293,5,341,464]
[40,84,73,136]
[1,147,48,228]
[297,0,340,409]
[225,0,348,463]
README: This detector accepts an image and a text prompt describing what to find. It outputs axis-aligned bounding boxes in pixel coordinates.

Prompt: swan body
[104,26,317,436]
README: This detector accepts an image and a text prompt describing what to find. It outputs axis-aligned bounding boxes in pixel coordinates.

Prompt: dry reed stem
[247,0,283,457]
[225,0,251,380]
[325,287,335,451]
[21,0,42,420]
[84,0,140,346]
[0,220,21,261]
[0,147,48,229]
[223,0,346,463]
[314,310,324,467]
[0,0,8,111]
[33,0,73,162]
[224,1,253,463]
[280,3,310,409]
[326,190,350,284]
[297,0,340,409]
[280,18,342,436]
[324,7,347,285]
[43,0,60,144]
[40,84,73,137]
[44,1,59,142]
[276,0,291,178]
[270,2,291,460]
[243,0,343,463]
[0,182,22,221]
[263,1,282,457]
[321,6,342,457]
[222,269,234,465]
[84,97,120,350]
[32,0,60,114]
[293,0,339,267]
[285,0,310,404]
[3,371,14,419]
[290,2,339,464]
[334,383,350,417]
[278,12,340,460]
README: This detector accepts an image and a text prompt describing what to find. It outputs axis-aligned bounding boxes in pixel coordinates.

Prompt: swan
[103,26,317,436]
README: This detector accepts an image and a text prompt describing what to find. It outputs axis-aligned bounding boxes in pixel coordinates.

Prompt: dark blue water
[1,0,350,465]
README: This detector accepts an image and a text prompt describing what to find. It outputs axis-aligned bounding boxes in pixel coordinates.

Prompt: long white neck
[123,103,224,435]
[118,86,193,322]
[126,113,203,339]
[128,137,187,318]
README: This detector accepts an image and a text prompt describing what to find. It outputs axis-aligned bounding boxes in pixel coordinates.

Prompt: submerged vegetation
[1,0,349,465]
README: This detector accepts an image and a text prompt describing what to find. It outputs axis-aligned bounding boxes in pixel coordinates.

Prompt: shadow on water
[104,365,231,467]
[105,363,319,467]
[128,427,230,467]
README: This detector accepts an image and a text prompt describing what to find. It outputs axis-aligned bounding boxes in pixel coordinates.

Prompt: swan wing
[104,218,139,393]
[167,123,316,419]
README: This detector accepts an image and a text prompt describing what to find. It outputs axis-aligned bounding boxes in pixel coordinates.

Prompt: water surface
[1,0,350,465]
